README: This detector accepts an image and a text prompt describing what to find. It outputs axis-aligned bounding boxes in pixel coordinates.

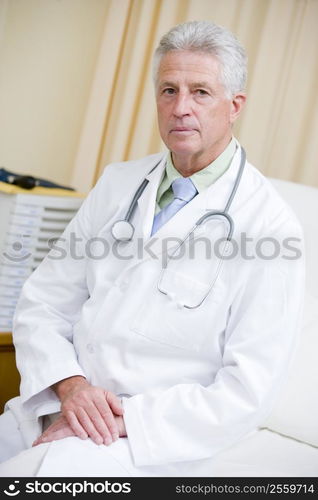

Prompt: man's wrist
[52,375,88,402]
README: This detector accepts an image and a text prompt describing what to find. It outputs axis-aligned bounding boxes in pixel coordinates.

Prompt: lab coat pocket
[131,269,225,352]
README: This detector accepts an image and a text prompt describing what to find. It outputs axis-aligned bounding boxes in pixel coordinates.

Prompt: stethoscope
[111,146,246,308]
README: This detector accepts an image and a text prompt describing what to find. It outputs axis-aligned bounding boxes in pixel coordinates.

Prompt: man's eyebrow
[158,80,214,91]
[158,81,177,89]
[190,81,213,90]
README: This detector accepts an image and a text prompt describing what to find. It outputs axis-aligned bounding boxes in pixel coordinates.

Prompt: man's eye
[163,88,175,95]
[196,89,208,96]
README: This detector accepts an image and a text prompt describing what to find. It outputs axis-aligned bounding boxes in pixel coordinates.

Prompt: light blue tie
[151,177,197,235]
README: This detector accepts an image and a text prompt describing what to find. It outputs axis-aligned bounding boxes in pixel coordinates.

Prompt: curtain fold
[71,0,318,192]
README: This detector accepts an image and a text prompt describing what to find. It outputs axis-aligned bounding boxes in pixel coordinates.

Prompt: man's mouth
[170,127,196,135]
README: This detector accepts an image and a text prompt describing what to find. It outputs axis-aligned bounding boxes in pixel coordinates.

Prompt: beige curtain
[71,0,318,192]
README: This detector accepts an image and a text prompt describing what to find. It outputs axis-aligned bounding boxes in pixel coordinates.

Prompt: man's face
[156,50,245,172]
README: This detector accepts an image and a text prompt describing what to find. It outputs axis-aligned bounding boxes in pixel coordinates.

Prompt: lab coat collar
[136,153,168,239]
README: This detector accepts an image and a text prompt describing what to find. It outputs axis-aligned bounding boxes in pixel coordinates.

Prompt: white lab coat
[9,144,304,473]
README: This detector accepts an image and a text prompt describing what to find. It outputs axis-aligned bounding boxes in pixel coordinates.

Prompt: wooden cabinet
[0,332,20,414]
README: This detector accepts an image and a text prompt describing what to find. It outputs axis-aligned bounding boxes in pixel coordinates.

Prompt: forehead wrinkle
[159,52,220,75]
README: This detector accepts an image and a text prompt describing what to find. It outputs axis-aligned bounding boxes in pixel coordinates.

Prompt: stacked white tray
[0,191,84,332]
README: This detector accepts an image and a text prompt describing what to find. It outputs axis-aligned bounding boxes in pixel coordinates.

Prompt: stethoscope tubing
[111,146,246,243]
[110,146,246,309]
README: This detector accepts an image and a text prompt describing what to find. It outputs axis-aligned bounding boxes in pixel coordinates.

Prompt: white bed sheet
[213,429,318,477]
[30,429,318,477]
[1,429,317,477]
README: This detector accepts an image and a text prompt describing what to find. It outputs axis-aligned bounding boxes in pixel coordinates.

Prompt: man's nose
[172,93,192,117]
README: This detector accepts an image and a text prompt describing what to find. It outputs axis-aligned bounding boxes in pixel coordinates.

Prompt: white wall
[0,0,109,188]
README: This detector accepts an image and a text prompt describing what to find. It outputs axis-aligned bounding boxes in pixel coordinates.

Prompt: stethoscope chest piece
[111,220,135,242]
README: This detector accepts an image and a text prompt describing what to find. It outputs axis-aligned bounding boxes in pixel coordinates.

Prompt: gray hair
[153,20,247,98]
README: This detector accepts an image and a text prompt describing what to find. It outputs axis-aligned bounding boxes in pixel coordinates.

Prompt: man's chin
[170,146,199,158]
[168,137,199,152]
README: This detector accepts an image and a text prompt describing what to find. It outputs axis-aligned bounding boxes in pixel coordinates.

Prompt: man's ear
[230,93,246,123]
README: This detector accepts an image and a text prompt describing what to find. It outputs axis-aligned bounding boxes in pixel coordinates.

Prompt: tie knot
[171,177,197,202]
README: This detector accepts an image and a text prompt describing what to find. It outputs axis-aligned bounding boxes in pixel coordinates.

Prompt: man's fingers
[32,415,76,446]
[33,426,75,446]
[82,403,114,445]
[105,391,124,416]
[73,406,112,446]
[95,399,119,441]
[32,437,42,446]
[61,385,122,445]
[64,409,89,440]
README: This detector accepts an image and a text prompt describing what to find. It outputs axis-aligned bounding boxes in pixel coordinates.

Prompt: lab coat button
[86,343,94,353]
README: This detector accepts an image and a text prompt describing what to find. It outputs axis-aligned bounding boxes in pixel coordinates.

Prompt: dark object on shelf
[0,167,75,191]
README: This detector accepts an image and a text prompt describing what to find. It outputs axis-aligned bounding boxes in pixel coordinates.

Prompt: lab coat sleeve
[122,225,305,466]
[12,167,115,416]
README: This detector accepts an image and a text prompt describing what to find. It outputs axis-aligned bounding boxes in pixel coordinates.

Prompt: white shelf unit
[0,191,84,331]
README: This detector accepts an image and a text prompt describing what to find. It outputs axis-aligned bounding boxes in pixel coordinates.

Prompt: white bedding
[213,429,318,477]
[1,429,317,477]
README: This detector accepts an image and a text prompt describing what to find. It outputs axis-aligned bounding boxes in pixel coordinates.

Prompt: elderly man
[0,20,304,476]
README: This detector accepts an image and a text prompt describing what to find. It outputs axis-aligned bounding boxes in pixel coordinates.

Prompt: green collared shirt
[155,137,236,213]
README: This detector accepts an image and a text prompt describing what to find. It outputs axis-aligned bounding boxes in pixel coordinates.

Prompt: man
[0,21,304,476]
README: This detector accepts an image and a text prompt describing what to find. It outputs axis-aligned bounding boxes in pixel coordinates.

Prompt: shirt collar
[157,137,237,202]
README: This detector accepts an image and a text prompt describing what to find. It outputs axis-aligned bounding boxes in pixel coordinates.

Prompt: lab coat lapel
[135,155,167,239]
[112,154,167,265]
[203,144,243,212]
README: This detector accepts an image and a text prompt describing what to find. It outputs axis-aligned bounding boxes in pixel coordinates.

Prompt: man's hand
[32,414,127,448]
[32,415,75,446]
[114,415,127,438]
[52,376,124,445]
